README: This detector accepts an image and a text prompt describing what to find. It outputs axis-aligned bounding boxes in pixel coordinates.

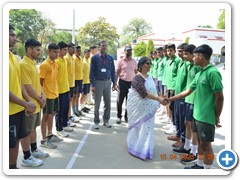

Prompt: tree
[120,18,152,46]
[185,37,190,44]
[145,39,155,57]
[197,25,213,28]
[217,9,225,29]
[76,17,119,57]
[133,41,147,57]
[9,9,47,44]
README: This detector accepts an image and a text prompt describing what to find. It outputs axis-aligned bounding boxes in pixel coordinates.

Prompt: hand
[24,101,37,114]
[161,98,169,106]
[112,85,118,91]
[38,96,46,109]
[91,87,96,93]
[216,118,222,128]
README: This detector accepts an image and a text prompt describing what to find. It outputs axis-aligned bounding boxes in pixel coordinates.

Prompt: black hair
[167,44,176,51]
[90,45,97,49]
[68,43,75,48]
[98,40,107,47]
[177,43,188,50]
[193,44,213,60]
[157,47,164,51]
[137,57,151,72]
[48,43,60,50]
[183,44,196,54]
[9,24,15,30]
[84,49,90,53]
[76,46,81,49]
[58,41,68,49]
[163,44,168,50]
[25,38,42,52]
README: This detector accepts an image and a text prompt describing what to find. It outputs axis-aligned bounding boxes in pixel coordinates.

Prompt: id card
[101,68,106,72]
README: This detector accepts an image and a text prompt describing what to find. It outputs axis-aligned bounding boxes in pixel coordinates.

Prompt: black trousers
[117,79,132,119]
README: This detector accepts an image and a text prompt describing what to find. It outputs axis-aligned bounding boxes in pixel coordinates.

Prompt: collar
[98,52,107,57]
[46,57,55,64]
[23,56,36,65]
[202,63,213,71]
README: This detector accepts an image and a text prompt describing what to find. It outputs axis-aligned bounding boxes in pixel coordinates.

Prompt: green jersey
[162,56,169,85]
[165,55,181,90]
[189,64,223,125]
[157,57,164,81]
[152,58,160,78]
[185,63,201,104]
[174,61,188,95]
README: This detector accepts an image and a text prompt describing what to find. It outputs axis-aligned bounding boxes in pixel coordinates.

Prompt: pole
[72,9,75,44]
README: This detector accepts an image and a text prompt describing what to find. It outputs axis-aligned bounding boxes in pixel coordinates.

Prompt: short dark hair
[193,44,213,60]
[157,47,163,51]
[163,44,168,50]
[25,38,42,52]
[84,49,90,53]
[90,45,97,49]
[76,46,81,49]
[48,43,60,50]
[177,43,188,50]
[137,57,151,72]
[58,41,68,49]
[167,44,176,50]
[9,24,15,30]
[68,43,75,48]
[183,44,196,54]
[98,40,107,47]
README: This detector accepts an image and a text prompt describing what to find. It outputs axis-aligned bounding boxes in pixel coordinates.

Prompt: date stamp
[159,153,214,161]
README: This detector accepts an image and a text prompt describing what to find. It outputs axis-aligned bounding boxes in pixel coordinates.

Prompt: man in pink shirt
[116,46,138,124]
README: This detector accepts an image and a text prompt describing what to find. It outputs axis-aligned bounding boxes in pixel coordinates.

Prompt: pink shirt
[116,57,137,82]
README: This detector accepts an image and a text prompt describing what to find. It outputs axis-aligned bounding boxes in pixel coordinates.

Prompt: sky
[36,3,224,36]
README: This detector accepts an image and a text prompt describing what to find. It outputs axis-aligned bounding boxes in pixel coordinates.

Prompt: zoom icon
[217,149,238,170]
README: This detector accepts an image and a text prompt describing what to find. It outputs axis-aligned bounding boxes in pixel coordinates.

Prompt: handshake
[158,97,170,106]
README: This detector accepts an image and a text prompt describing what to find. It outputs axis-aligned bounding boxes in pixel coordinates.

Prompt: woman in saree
[127,57,164,160]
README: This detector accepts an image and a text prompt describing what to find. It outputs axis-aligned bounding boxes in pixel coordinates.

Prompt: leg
[102,80,111,123]
[94,81,104,124]
[117,79,125,119]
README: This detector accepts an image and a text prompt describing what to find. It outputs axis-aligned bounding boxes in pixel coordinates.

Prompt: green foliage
[145,39,155,57]
[16,43,25,58]
[9,9,47,44]
[76,17,119,57]
[120,18,152,46]
[133,41,146,57]
[185,37,190,44]
[217,9,225,29]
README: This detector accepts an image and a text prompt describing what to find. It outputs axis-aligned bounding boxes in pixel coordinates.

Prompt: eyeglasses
[145,62,152,66]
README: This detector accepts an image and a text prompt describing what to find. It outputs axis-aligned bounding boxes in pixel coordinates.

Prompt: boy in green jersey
[166,44,224,169]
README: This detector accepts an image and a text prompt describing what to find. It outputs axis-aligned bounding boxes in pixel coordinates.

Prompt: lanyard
[98,54,107,65]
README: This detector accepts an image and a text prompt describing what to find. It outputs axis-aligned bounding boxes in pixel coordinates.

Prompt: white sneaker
[68,120,76,127]
[103,122,112,128]
[164,126,177,135]
[57,130,69,137]
[163,124,172,130]
[48,134,63,142]
[21,155,43,167]
[63,126,73,132]
[40,139,57,149]
[31,149,49,158]
[94,124,99,129]
[71,115,80,123]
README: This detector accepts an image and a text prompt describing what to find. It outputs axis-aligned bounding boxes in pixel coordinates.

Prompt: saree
[127,75,159,160]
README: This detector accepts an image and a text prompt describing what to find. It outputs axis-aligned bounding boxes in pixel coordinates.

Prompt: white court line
[66,123,93,169]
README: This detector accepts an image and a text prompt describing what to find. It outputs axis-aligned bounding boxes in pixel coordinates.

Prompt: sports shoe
[68,119,76,127]
[116,118,121,124]
[172,147,191,154]
[103,122,112,128]
[57,130,69,137]
[172,141,184,148]
[163,124,172,130]
[48,134,63,142]
[71,115,80,123]
[184,163,203,169]
[167,135,180,141]
[31,149,49,158]
[94,124,99,129]
[82,107,90,113]
[164,127,177,135]
[40,139,57,149]
[87,101,94,105]
[181,153,198,164]
[77,110,86,117]
[63,126,73,132]
[84,106,90,111]
[21,155,43,167]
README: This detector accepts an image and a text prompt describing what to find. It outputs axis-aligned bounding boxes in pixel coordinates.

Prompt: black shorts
[43,98,59,114]
[74,80,83,94]
[167,90,175,98]
[192,119,215,142]
[9,110,27,148]
[69,87,74,98]
[82,84,90,95]
[157,81,163,94]
[185,103,194,121]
